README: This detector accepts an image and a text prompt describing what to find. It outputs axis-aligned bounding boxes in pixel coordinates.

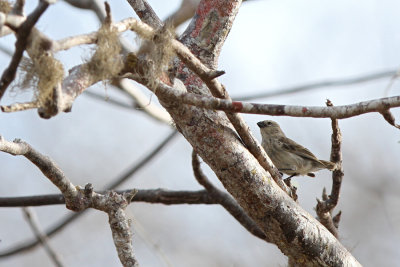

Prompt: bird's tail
[320,160,336,170]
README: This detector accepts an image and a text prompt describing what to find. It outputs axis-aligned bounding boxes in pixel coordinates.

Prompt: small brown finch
[257,120,335,178]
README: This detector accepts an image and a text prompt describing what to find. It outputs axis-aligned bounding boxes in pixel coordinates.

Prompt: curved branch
[0,131,177,258]
[316,100,344,238]
[0,135,139,265]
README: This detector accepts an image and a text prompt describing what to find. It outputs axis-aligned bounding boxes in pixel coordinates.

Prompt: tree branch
[0,189,216,207]
[0,135,139,266]
[151,81,400,120]
[315,100,344,238]
[0,130,177,258]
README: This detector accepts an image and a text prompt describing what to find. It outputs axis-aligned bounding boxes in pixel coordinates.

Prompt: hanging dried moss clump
[34,52,64,105]
[144,22,176,88]
[84,23,123,82]
[0,0,12,13]
[12,38,64,107]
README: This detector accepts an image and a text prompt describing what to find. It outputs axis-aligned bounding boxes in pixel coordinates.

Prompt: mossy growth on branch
[84,22,123,82]
[13,38,64,107]
[0,0,12,14]
[144,22,176,88]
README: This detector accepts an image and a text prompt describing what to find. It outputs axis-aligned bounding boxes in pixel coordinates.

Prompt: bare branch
[234,70,397,101]
[1,101,40,112]
[0,0,51,99]
[0,136,79,208]
[316,100,344,238]
[0,135,139,266]
[0,189,215,207]
[90,188,139,267]
[22,207,65,267]
[150,81,400,119]
[0,131,177,257]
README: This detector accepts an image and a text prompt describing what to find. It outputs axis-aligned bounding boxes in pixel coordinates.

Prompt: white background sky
[1,0,400,266]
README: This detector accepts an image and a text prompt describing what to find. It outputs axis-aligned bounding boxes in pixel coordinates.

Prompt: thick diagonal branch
[150,0,361,265]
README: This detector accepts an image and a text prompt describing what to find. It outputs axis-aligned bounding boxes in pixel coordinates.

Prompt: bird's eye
[267,121,272,126]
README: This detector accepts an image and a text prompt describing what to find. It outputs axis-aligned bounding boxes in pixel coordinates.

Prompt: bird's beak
[257,121,265,128]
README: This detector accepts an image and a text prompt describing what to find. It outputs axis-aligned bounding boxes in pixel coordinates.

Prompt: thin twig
[0,136,79,208]
[22,207,64,267]
[191,151,267,241]
[233,70,397,101]
[1,101,40,112]
[315,100,344,238]
[0,0,51,99]
[0,131,178,258]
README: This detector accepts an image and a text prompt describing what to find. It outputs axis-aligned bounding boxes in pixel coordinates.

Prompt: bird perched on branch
[257,120,335,178]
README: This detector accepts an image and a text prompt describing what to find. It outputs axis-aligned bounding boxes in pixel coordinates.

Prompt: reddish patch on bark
[184,73,204,88]
[192,0,237,38]
[302,107,308,113]
[232,101,243,112]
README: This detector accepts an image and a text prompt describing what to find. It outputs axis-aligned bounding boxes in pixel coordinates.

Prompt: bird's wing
[277,136,320,161]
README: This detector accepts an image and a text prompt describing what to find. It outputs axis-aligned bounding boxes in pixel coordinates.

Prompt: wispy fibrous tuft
[84,22,123,82]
